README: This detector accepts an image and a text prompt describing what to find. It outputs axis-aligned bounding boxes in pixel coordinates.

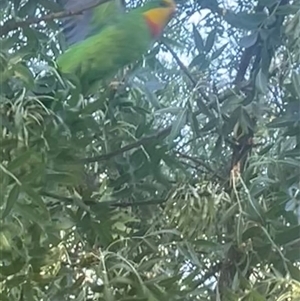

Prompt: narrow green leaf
[246,195,265,224]
[291,71,300,98]
[196,97,213,117]
[2,184,20,219]
[0,257,25,276]
[6,150,32,172]
[22,185,49,217]
[205,30,217,53]
[239,32,258,48]
[258,143,274,155]
[13,63,34,88]
[18,0,37,18]
[259,0,279,6]
[211,136,223,158]
[248,290,267,301]
[168,108,187,148]
[193,25,204,53]
[200,118,218,133]
[255,69,268,94]
[275,225,300,245]
[277,4,300,15]
[14,203,47,225]
[287,261,300,281]
[220,203,238,224]
[155,107,181,115]
[190,113,201,137]
[189,53,206,68]
[224,11,266,30]
[211,43,228,60]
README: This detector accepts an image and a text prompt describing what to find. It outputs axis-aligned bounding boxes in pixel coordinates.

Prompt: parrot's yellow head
[143,0,176,37]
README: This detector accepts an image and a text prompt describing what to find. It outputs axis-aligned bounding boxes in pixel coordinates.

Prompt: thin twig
[162,42,197,86]
[175,151,225,180]
[82,126,172,163]
[162,42,211,104]
[43,190,168,208]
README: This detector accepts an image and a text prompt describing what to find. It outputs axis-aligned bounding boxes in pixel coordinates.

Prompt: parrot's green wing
[57,0,124,47]
[93,1,125,30]
[57,10,152,91]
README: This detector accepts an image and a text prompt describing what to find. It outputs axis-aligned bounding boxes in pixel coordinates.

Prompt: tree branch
[175,151,225,181]
[43,190,168,208]
[0,0,111,36]
[82,126,172,163]
[162,42,211,104]
[82,100,208,164]
[162,42,197,87]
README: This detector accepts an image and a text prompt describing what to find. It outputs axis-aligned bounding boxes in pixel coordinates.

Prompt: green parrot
[56,0,176,92]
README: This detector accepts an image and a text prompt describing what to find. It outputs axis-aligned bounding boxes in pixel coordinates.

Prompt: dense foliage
[0,0,300,300]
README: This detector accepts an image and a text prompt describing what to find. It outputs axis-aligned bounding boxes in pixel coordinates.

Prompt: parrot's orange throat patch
[145,17,163,37]
[143,6,175,37]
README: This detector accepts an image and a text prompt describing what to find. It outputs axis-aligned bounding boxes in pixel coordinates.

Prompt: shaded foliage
[0,0,300,300]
